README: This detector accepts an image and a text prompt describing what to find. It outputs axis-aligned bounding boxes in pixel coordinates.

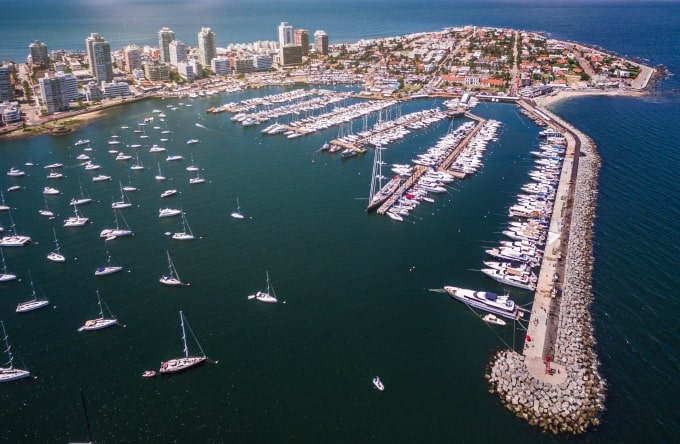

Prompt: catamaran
[172,213,195,240]
[248,271,278,303]
[63,206,89,227]
[16,274,49,313]
[0,211,32,247]
[159,251,187,286]
[159,311,211,374]
[78,290,119,332]
[0,321,32,383]
[47,227,66,263]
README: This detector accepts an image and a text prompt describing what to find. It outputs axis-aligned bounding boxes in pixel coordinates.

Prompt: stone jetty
[486,103,606,435]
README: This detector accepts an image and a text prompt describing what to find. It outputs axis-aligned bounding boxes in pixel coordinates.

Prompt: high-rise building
[85,33,113,83]
[253,54,273,72]
[280,45,303,67]
[169,40,187,67]
[158,27,175,64]
[144,60,170,82]
[0,65,13,102]
[278,22,294,48]
[123,45,143,73]
[294,29,309,56]
[197,27,216,67]
[29,40,50,69]
[314,30,329,56]
[211,56,231,76]
[39,71,78,114]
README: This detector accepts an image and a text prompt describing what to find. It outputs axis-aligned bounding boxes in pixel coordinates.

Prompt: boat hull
[159,356,206,374]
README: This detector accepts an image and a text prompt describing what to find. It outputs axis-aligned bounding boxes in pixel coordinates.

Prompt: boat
[189,170,205,184]
[76,154,90,161]
[78,290,119,332]
[0,211,32,247]
[74,139,90,146]
[373,376,385,391]
[171,213,195,240]
[6,167,25,177]
[155,163,166,181]
[0,248,17,282]
[230,197,244,219]
[248,271,278,303]
[159,208,182,218]
[44,162,64,169]
[47,227,66,263]
[38,196,54,217]
[46,171,63,179]
[186,155,199,172]
[167,153,184,162]
[7,185,21,192]
[142,370,156,378]
[159,251,187,286]
[443,286,519,320]
[122,175,137,192]
[149,144,167,153]
[482,313,507,326]
[92,174,111,182]
[63,206,89,227]
[83,161,101,170]
[0,191,10,211]
[43,186,60,195]
[161,189,178,198]
[94,250,123,276]
[366,146,401,211]
[130,153,145,170]
[159,311,210,374]
[70,182,93,206]
[0,321,31,383]
[16,274,49,313]
[99,209,133,239]
[481,268,537,291]
[186,139,199,145]
[111,181,133,209]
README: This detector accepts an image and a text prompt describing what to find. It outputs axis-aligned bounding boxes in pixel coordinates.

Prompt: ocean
[0,1,679,442]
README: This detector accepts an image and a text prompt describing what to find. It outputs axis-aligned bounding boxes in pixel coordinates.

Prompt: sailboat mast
[79,389,94,444]
[96,290,104,318]
[1,321,13,368]
[180,311,188,358]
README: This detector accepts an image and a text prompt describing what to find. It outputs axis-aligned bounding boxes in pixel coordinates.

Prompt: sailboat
[172,213,195,240]
[0,321,32,382]
[159,311,211,374]
[248,271,278,303]
[70,182,93,206]
[0,210,32,247]
[99,208,133,239]
[38,196,54,217]
[78,290,119,332]
[94,250,123,276]
[111,181,133,209]
[0,191,10,211]
[130,153,144,171]
[230,197,244,219]
[159,251,187,286]
[0,248,17,281]
[16,273,49,313]
[155,162,166,181]
[185,155,199,172]
[189,170,205,184]
[47,227,66,263]
[122,174,138,192]
[63,205,89,227]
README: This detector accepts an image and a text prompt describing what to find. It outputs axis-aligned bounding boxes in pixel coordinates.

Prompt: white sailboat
[230,197,244,220]
[38,196,54,217]
[70,182,93,206]
[159,251,187,286]
[0,210,32,247]
[94,250,123,276]
[99,209,133,239]
[122,174,138,192]
[47,227,66,263]
[0,248,17,281]
[155,162,166,181]
[16,273,49,313]
[189,171,205,184]
[159,311,211,374]
[78,290,119,332]
[172,213,195,240]
[130,153,145,171]
[248,271,278,303]
[63,205,89,227]
[111,181,133,209]
[0,191,10,211]
[0,321,32,383]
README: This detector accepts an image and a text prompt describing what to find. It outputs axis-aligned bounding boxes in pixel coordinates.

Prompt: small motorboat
[142,370,156,378]
[373,376,385,391]
[482,313,507,326]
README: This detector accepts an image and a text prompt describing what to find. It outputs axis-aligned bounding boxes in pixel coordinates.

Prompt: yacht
[47,172,63,179]
[16,276,49,313]
[43,187,60,195]
[248,271,278,303]
[481,268,537,291]
[373,376,385,391]
[186,139,199,145]
[161,189,178,198]
[443,286,519,320]
[482,314,507,326]
[6,167,26,177]
[159,208,182,218]
[94,251,123,276]
[171,213,195,240]
[78,290,119,331]
[74,139,90,146]
[149,144,167,153]
[166,154,183,162]
[92,174,112,182]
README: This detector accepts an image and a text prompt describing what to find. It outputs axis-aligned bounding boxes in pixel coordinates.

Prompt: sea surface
[0,1,679,443]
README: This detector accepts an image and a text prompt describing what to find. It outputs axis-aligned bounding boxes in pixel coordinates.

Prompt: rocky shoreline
[486,117,606,435]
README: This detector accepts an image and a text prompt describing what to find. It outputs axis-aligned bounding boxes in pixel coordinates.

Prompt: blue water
[1,1,679,442]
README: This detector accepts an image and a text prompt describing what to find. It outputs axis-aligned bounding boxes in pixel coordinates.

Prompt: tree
[22,80,32,101]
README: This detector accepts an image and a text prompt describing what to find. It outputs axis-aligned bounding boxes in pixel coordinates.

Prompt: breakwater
[486,104,606,435]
